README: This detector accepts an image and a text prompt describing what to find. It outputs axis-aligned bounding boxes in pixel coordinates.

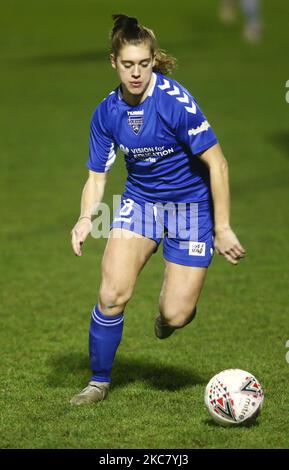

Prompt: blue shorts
[111,196,214,268]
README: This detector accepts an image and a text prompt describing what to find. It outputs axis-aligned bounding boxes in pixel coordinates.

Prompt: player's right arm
[71,98,117,256]
[71,170,107,256]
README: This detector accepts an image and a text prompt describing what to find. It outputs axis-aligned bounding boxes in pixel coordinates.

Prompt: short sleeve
[86,105,118,173]
[174,98,218,155]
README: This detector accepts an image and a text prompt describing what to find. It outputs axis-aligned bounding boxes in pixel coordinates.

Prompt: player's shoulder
[91,87,119,128]
[155,72,197,119]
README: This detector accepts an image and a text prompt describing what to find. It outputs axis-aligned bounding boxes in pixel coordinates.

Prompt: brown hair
[110,14,177,75]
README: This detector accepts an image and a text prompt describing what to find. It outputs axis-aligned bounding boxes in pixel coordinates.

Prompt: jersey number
[119,198,135,217]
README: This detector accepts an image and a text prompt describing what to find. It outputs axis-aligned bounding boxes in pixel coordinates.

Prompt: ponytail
[154,49,177,76]
[110,14,177,75]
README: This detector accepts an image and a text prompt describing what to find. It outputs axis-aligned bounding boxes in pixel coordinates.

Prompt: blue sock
[89,304,124,383]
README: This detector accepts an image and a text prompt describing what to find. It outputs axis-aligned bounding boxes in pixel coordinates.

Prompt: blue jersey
[87,72,218,203]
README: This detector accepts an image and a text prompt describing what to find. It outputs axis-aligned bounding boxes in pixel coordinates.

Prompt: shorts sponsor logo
[189,242,206,256]
[188,120,210,136]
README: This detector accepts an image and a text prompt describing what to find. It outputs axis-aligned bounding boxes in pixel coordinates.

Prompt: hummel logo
[158,79,170,90]
[167,85,180,96]
[158,78,197,114]
[127,110,144,116]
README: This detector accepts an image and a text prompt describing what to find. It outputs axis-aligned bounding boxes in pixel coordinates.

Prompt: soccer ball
[204,369,264,426]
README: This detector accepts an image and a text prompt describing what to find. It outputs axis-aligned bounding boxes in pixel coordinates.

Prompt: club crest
[127,110,144,135]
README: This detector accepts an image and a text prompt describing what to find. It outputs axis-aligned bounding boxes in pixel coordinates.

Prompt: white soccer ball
[204,369,264,426]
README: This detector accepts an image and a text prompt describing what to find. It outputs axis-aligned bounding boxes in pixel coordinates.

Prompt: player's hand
[71,218,93,256]
[214,227,245,265]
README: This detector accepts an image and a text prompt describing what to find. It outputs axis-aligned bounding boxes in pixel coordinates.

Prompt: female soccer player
[70,14,245,405]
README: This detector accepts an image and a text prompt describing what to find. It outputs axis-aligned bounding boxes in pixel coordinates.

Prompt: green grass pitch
[1,0,289,449]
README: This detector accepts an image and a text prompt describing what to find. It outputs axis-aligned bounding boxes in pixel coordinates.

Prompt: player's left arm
[172,92,245,264]
[198,143,246,265]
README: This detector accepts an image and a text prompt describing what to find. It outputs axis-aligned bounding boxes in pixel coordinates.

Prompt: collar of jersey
[117,72,157,107]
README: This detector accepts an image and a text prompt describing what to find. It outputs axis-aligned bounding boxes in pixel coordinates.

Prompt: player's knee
[99,282,132,313]
[165,315,187,328]
[161,306,197,328]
